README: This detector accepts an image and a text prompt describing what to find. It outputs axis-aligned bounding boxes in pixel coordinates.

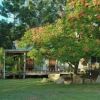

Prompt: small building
[3,49,30,79]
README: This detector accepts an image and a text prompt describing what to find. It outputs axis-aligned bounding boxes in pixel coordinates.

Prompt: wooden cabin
[3,49,30,79]
[2,49,75,79]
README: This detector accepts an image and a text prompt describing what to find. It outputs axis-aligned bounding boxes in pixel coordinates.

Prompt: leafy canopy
[19,0,100,64]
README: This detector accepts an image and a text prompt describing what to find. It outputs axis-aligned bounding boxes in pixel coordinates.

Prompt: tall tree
[0,0,66,48]
[0,0,66,27]
[0,20,13,48]
[18,0,100,65]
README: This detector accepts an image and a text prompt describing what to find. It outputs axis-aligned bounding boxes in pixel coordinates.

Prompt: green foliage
[0,48,3,60]
[0,48,4,68]
[0,20,13,48]
[0,0,99,74]
[5,56,14,66]
[0,0,66,48]
[18,0,100,64]
[66,0,100,58]
[27,48,43,65]
[18,30,33,48]
[11,64,18,73]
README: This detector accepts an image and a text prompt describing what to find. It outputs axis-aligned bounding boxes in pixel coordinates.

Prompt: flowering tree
[18,0,100,65]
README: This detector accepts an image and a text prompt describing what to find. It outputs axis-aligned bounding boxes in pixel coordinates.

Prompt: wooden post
[3,51,6,79]
[23,52,26,79]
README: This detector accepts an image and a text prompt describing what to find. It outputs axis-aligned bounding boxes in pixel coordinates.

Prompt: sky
[0,0,2,6]
[0,0,13,22]
[0,0,3,20]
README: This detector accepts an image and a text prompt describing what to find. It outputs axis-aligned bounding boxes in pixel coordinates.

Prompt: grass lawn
[0,79,100,100]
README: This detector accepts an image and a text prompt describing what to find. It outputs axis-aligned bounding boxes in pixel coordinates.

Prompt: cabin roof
[5,49,30,54]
